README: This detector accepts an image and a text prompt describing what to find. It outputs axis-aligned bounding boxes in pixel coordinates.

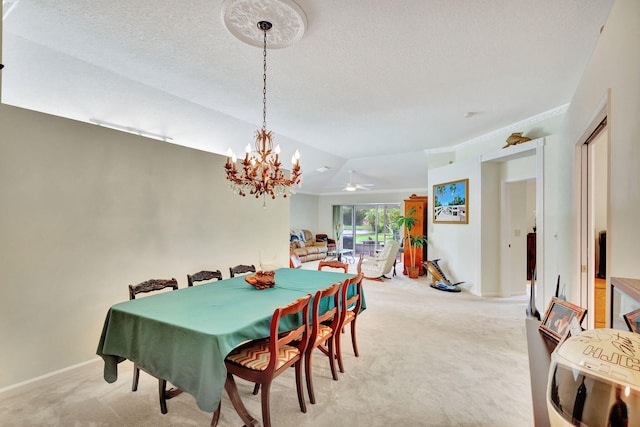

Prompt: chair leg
[132,365,140,391]
[351,320,359,357]
[252,383,260,395]
[318,344,330,357]
[351,319,360,357]
[295,360,307,414]
[335,329,345,373]
[260,380,273,427]
[327,337,338,380]
[210,401,221,427]
[159,379,168,414]
[305,346,316,404]
[223,373,259,427]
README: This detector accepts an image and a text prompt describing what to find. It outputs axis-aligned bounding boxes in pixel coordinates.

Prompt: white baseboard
[0,357,101,394]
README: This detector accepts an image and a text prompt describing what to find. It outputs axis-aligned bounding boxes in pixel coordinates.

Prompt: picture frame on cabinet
[433,178,468,224]
[539,297,587,342]
[623,308,640,333]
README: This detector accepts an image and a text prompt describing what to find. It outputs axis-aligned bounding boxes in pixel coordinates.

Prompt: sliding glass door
[334,203,400,255]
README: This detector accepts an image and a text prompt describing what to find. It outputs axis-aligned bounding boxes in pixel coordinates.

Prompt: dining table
[96,267,359,420]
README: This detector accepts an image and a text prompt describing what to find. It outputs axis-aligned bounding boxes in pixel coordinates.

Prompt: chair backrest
[229,264,256,278]
[379,240,401,272]
[187,270,223,287]
[316,233,336,248]
[355,254,364,275]
[340,273,364,323]
[311,282,342,338]
[317,260,349,273]
[268,295,311,371]
[378,239,400,258]
[129,278,178,300]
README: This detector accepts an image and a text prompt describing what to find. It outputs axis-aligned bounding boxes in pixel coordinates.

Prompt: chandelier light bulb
[232,153,237,163]
[245,144,251,154]
[275,144,280,154]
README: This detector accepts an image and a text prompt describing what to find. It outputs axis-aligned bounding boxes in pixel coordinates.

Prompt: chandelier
[225,20,302,200]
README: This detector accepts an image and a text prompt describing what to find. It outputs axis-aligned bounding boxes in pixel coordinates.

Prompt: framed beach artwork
[539,297,587,342]
[433,178,469,224]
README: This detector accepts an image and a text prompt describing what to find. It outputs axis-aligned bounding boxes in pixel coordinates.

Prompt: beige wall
[428,158,481,294]
[290,193,319,231]
[427,0,639,307]
[0,104,289,389]
[563,0,639,294]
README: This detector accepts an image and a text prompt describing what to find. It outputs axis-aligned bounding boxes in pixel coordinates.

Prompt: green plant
[396,207,428,269]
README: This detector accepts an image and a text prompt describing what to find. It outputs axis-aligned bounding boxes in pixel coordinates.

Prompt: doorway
[480,139,544,299]
[578,117,608,328]
[333,203,400,256]
[502,179,536,297]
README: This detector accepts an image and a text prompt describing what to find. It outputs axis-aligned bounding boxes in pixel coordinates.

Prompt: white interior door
[501,180,533,297]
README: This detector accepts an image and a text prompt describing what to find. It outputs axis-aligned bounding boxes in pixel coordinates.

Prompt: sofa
[290,229,329,263]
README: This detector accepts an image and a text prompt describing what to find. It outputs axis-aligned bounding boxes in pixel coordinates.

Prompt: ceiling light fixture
[225,20,302,202]
[89,119,173,142]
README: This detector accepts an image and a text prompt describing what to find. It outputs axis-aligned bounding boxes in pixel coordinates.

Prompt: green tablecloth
[96,268,360,412]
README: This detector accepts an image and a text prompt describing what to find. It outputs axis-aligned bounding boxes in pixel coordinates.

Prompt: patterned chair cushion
[226,341,300,371]
[344,310,355,323]
[315,324,333,343]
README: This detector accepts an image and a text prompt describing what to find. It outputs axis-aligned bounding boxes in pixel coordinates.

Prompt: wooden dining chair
[317,260,349,273]
[290,252,302,269]
[213,295,311,427]
[305,281,342,404]
[335,273,364,373]
[128,278,180,414]
[187,270,223,286]
[229,264,256,278]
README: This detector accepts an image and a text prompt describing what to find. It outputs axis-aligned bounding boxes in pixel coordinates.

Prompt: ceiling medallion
[221,0,307,48]
[224,19,302,202]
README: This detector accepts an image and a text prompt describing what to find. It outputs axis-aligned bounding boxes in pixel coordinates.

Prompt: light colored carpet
[0,261,534,426]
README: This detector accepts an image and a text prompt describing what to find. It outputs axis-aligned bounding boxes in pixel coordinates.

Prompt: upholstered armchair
[360,240,401,281]
[315,233,336,251]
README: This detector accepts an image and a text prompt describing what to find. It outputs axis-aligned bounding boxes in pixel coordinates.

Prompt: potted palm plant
[396,207,428,279]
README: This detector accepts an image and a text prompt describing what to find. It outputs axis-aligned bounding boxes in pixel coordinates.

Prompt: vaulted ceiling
[1,0,613,194]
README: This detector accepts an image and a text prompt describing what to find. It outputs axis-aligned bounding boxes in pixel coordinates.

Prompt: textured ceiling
[1,0,613,194]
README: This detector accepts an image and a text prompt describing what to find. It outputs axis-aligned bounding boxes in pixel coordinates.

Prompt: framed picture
[623,308,640,333]
[539,297,587,342]
[433,178,468,224]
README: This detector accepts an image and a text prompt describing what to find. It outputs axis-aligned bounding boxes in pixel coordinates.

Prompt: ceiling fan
[341,170,374,192]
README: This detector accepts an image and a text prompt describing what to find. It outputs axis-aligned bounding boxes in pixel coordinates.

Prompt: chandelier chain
[224,20,301,200]
[262,27,268,132]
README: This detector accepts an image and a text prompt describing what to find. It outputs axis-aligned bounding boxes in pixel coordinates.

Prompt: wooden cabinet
[403,194,428,275]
